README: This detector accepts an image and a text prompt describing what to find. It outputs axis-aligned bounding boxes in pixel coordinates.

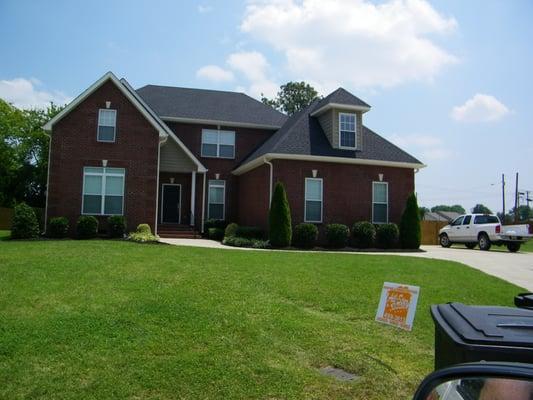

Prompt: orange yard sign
[375,282,420,331]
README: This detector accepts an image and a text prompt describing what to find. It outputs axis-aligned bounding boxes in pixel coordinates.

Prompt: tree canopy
[471,204,492,214]
[430,204,466,214]
[261,81,320,115]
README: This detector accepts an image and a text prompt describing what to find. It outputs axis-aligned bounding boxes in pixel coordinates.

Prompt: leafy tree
[400,193,421,249]
[471,204,492,214]
[509,205,532,222]
[431,204,466,214]
[418,206,429,220]
[268,182,292,247]
[261,82,320,115]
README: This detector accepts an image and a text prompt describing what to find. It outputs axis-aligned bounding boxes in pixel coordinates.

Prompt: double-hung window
[339,113,356,149]
[372,182,388,224]
[97,109,117,142]
[304,178,323,223]
[82,167,125,215]
[208,180,225,220]
[201,129,235,158]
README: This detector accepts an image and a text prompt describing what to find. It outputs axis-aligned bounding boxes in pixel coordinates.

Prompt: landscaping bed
[0,240,522,399]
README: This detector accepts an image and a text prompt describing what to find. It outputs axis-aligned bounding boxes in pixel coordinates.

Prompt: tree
[262,82,320,115]
[431,204,466,214]
[400,193,421,249]
[418,206,430,220]
[268,182,292,247]
[471,204,492,214]
[509,205,532,222]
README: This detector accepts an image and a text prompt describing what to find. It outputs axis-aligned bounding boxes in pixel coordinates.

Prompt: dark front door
[162,184,181,223]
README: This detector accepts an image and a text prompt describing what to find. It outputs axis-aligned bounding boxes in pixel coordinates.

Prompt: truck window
[451,216,464,226]
[463,215,471,225]
[473,215,499,224]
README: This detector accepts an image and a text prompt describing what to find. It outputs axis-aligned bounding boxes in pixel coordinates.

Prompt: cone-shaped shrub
[400,192,421,249]
[268,182,292,247]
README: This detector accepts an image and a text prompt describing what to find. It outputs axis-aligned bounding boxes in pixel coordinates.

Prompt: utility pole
[526,190,532,208]
[514,172,519,222]
[501,173,506,220]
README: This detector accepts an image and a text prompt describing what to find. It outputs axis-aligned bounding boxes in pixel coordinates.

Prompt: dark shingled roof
[136,85,287,128]
[239,98,422,167]
[314,87,371,110]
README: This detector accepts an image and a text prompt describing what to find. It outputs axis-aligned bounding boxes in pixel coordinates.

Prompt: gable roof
[233,98,425,175]
[136,85,287,129]
[310,88,371,116]
[43,72,206,172]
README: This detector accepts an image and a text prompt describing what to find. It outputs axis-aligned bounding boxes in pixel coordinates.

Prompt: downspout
[155,135,166,235]
[201,171,207,233]
[43,132,52,235]
[263,157,273,205]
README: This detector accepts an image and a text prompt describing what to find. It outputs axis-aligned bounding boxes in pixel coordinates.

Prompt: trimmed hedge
[223,236,270,249]
[48,217,69,238]
[376,223,399,249]
[11,202,39,239]
[76,216,98,239]
[292,223,318,249]
[205,219,229,231]
[208,227,224,241]
[400,193,421,249]
[268,182,292,247]
[136,223,152,234]
[235,226,264,240]
[108,216,127,238]
[325,224,349,248]
[224,223,238,238]
[352,221,375,248]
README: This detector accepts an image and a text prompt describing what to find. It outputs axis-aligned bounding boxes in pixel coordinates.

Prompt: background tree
[262,82,320,115]
[400,193,421,249]
[268,182,292,247]
[471,204,492,214]
[430,204,466,214]
[509,205,532,222]
[418,206,430,220]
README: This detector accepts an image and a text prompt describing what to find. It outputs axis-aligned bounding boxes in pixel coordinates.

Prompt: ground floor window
[208,179,225,220]
[82,167,125,215]
[372,182,388,224]
[304,178,323,223]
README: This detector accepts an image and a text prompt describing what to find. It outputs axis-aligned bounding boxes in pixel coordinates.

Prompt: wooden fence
[0,207,14,230]
[421,221,448,245]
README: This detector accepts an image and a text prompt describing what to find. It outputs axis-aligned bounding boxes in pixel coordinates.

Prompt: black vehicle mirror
[413,362,533,400]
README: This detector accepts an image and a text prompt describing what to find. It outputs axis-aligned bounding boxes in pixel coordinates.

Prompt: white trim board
[310,102,371,117]
[160,116,282,131]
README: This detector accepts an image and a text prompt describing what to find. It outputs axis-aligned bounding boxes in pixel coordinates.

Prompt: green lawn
[0,230,10,240]
[0,240,522,399]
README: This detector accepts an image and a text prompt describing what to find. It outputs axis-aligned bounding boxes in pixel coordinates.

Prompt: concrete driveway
[161,238,533,291]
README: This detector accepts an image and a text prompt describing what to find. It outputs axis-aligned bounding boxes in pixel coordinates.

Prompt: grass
[0,230,10,240]
[452,240,533,253]
[0,240,523,399]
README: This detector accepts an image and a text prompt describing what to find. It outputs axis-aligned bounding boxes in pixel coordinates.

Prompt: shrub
[223,236,271,249]
[352,221,376,248]
[208,227,224,241]
[268,182,292,247]
[11,202,39,239]
[204,219,229,231]
[128,223,158,243]
[235,226,264,239]
[33,207,44,231]
[325,224,349,248]
[225,223,239,238]
[108,216,127,238]
[400,193,421,249]
[376,223,399,249]
[136,223,152,234]
[48,217,69,238]
[76,216,98,239]
[292,223,318,248]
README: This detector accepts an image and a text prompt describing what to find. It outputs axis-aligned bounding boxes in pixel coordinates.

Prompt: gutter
[263,157,274,205]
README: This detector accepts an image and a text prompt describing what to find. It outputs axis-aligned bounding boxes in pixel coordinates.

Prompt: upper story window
[201,129,235,159]
[82,167,125,215]
[304,178,323,223]
[372,181,388,224]
[339,113,356,149]
[97,109,117,142]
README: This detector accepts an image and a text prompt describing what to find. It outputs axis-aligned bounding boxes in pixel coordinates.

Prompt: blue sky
[1,0,532,213]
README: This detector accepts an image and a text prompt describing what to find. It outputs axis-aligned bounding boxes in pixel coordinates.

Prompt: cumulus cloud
[240,0,458,91]
[388,133,453,161]
[0,78,71,109]
[451,94,510,122]
[196,65,234,82]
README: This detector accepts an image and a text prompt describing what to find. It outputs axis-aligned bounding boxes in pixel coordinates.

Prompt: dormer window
[97,109,117,142]
[339,113,356,149]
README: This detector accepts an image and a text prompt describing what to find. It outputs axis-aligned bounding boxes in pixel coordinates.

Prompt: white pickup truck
[438,213,533,252]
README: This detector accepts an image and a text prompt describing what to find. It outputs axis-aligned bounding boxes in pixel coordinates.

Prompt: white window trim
[207,179,226,220]
[201,129,235,159]
[338,112,357,150]
[81,167,125,216]
[161,183,182,224]
[372,181,389,224]
[304,177,323,223]
[97,109,117,143]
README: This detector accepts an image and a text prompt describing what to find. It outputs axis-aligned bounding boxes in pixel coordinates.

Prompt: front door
[161,184,181,223]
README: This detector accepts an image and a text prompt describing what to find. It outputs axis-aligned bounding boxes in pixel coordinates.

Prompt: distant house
[43,72,425,238]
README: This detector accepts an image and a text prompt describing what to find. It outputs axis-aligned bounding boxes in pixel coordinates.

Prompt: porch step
[158,224,201,239]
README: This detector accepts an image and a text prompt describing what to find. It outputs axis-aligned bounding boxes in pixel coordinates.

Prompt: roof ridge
[137,84,247,96]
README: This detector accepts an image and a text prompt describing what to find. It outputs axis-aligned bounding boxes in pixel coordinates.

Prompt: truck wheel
[478,233,491,251]
[439,234,451,248]
[465,243,476,249]
[507,242,521,253]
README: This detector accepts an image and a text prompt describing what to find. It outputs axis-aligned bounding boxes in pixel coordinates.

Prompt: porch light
[105,101,111,109]
[378,173,384,182]
[170,177,175,184]
[215,173,220,180]
[312,169,318,178]
[102,159,108,167]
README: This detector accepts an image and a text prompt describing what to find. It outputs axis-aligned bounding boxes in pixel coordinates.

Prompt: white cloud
[388,133,452,161]
[451,94,510,122]
[240,0,458,91]
[196,65,234,82]
[0,78,71,109]
[227,51,279,98]
[197,4,213,13]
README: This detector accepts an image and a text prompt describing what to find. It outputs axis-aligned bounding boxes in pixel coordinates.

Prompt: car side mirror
[413,362,533,400]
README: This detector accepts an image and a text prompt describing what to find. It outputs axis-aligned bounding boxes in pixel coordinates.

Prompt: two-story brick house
[43,72,425,238]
